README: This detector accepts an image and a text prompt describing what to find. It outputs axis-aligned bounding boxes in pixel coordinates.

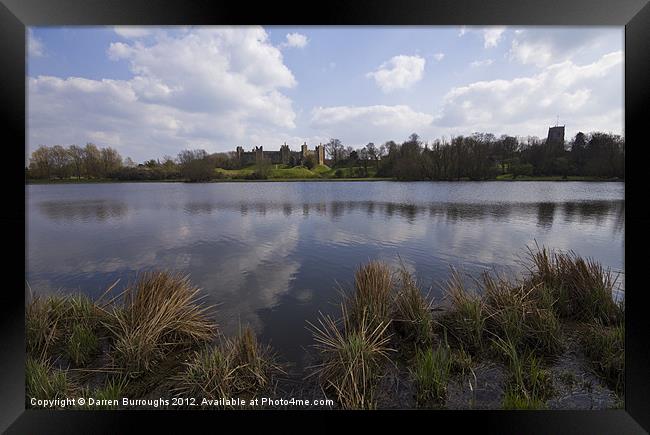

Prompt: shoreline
[26,176,623,185]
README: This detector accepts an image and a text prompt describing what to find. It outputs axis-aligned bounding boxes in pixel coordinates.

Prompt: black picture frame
[2,0,649,432]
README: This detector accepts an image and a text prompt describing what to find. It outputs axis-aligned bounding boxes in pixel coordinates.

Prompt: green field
[27,166,621,184]
[214,164,382,181]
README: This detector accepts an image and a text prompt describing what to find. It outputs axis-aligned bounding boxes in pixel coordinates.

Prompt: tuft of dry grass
[393,266,434,346]
[174,326,282,407]
[581,322,624,396]
[307,307,393,409]
[229,326,283,394]
[525,244,623,325]
[482,272,563,356]
[345,261,394,331]
[26,356,74,406]
[175,345,235,406]
[438,268,486,353]
[26,292,104,363]
[105,271,217,374]
[26,295,59,359]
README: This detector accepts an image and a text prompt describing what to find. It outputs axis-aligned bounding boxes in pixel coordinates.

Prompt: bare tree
[28,145,53,179]
[83,143,102,178]
[68,145,85,179]
[100,147,123,176]
[177,149,213,182]
[325,138,344,164]
[365,142,379,170]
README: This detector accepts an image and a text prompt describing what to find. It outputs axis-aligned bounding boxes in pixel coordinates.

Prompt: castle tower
[236,146,244,163]
[255,146,264,163]
[301,142,308,158]
[547,125,565,150]
[315,143,325,166]
[280,142,290,165]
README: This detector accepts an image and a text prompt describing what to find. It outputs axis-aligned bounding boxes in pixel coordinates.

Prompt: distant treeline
[26,131,624,182]
[373,131,624,180]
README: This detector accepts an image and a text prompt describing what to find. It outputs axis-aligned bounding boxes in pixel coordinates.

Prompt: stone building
[235,142,325,166]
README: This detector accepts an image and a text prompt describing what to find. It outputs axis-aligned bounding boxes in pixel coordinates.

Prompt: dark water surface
[26,181,624,367]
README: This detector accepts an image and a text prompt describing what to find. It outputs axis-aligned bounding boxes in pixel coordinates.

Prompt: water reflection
[177,199,624,231]
[26,182,624,366]
[38,200,128,222]
[537,203,556,229]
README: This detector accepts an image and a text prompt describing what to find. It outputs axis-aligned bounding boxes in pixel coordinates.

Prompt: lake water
[26,181,624,367]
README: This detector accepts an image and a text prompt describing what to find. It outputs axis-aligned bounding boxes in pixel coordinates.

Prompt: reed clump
[481,272,563,356]
[229,326,283,394]
[65,322,100,366]
[492,335,553,409]
[174,326,282,407]
[105,271,217,374]
[25,356,74,406]
[580,322,624,396]
[393,266,434,346]
[307,307,393,409]
[411,341,453,405]
[345,261,394,331]
[76,377,129,409]
[26,293,103,363]
[25,273,292,409]
[439,266,564,358]
[525,245,623,325]
[437,269,486,353]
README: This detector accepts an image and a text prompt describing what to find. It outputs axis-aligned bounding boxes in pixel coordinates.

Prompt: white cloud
[483,27,506,48]
[106,42,132,60]
[470,59,494,68]
[282,32,308,49]
[508,28,622,67]
[29,27,299,160]
[113,26,153,39]
[28,29,44,57]
[310,105,433,145]
[457,26,506,48]
[366,55,426,93]
[433,52,445,61]
[434,51,624,138]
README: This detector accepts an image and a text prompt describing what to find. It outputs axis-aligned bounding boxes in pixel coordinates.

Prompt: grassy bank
[27,163,621,185]
[26,245,624,409]
[26,177,393,184]
[26,178,186,184]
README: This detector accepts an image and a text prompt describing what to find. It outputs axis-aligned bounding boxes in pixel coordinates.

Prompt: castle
[235,142,325,166]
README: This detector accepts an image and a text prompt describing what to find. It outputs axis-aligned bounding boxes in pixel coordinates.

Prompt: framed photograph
[2,0,649,432]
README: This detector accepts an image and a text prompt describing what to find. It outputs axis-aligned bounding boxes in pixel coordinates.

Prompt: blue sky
[27,26,623,162]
